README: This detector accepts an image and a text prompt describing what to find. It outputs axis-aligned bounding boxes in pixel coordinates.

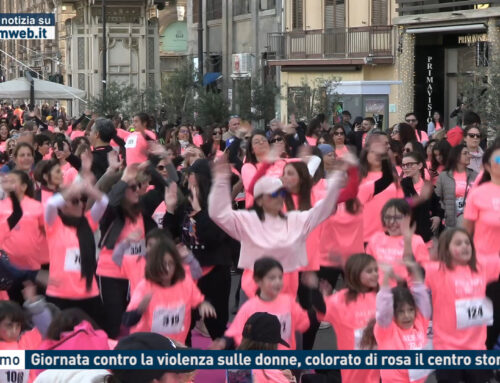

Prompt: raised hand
[164,181,178,213]
[212,154,231,179]
[188,185,201,213]
[198,301,217,319]
[121,163,140,183]
[400,216,416,240]
[107,150,123,172]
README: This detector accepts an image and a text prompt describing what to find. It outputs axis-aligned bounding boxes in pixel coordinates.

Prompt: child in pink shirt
[211,257,311,350]
[425,228,497,382]
[123,237,215,344]
[374,261,432,383]
[366,199,430,285]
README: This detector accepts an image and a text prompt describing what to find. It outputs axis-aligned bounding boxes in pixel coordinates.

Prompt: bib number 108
[6,371,25,383]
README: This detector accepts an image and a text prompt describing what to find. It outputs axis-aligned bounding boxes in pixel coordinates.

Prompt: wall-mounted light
[62,5,67,11]
[177,5,185,21]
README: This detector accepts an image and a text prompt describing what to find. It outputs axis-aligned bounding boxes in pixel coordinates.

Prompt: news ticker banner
[2,350,500,370]
[0,14,55,39]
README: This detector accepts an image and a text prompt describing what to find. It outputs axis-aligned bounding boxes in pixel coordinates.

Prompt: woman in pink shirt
[51,136,78,187]
[366,199,430,285]
[332,124,349,158]
[0,123,8,152]
[425,228,497,382]
[34,159,63,205]
[125,113,157,164]
[44,178,108,326]
[123,237,215,344]
[211,257,311,350]
[374,260,432,383]
[429,140,451,183]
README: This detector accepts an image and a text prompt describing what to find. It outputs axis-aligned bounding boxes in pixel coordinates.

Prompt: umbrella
[0,77,86,100]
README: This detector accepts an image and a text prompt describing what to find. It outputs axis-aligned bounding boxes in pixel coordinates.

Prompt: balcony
[267,26,393,65]
[396,0,500,16]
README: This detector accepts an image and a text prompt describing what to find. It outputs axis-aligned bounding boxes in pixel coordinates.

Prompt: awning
[203,72,222,86]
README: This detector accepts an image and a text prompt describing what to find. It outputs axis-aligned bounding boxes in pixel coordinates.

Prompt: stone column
[397,28,415,121]
[487,17,500,144]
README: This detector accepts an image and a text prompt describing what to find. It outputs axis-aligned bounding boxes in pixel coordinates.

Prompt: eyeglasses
[270,189,287,198]
[405,119,417,123]
[270,137,284,144]
[156,165,166,171]
[128,182,142,192]
[401,162,418,169]
[333,131,345,136]
[70,195,88,206]
[179,129,189,134]
[467,133,481,139]
[212,131,222,136]
[383,214,404,223]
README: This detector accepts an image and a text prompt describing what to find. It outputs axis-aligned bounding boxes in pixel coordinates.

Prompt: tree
[87,81,136,117]
[196,88,230,127]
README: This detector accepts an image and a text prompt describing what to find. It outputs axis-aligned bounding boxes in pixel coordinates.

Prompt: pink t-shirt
[0,197,48,270]
[60,161,78,187]
[192,134,203,147]
[454,171,467,198]
[425,259,500,350]
[335,145,349,158]
[464,182,500,258]
[125,130,156,164]
[319,203,364,267]
[374,311,429,383]
[70,130,85,141]
[358,171,403,242]
[128,277,204,343]
[0,328,41,350]
[321,289,379,383]
[415,130,429,144]
[366,232,430,285]
[413,178,424,195]
[306,136,317,146]
[252,370,290,383]
[152,202,167,228]
[97,217,145,279]
[45,212,100,299]
[225,293,309,350]
[241,270,299,299]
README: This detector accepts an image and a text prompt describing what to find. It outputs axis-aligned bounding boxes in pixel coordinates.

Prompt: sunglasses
[270,189,287,198]
[270,137,284,144]
[212,131,222,136]
[333,132,345,136]
[401,162,418,169]
[70,195,88,206]
[128,182,142,192]
[156,165,166,171]
[405,119,417,123]
[467,133,481,139]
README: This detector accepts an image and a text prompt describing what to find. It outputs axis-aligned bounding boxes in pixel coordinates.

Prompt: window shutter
[193,0,200,23]
[325,0,345,29]
[372,0,388,25]
[293,0,303,30]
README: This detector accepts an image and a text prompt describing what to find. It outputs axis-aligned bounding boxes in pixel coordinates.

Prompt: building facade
[268,0,401,129]
[186,0,281,114]
[394,0,500,129]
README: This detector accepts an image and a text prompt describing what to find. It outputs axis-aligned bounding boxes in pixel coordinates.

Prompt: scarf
[58,211,96,291]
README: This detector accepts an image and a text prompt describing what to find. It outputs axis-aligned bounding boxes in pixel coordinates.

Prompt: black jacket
[91,145,113,181]
[401,177,444,243]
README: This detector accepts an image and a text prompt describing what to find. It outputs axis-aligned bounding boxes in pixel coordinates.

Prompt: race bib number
[151,305,185,334]
[354,327,365,350]
[1,370,29,383]
[126,240,145,256]
[276,313,292,344]
[125,135,138,148]
[64,248,81,272]
[455,297,493,329]
[455,197,465,216]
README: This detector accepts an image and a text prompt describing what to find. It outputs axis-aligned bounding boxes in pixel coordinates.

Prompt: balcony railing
[267,26,393,61]
[396,0,500,16]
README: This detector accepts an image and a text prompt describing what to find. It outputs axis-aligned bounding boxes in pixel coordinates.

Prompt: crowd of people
[0,100,499,383]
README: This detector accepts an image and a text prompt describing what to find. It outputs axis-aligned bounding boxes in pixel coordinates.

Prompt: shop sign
[457,33,488,45]
[426,56,433,123]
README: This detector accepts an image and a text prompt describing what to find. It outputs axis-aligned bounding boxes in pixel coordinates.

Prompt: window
[234,0,250,15]
[371,0,388,25]
[292,0,303,30]
[260,0,276,11]
[207,0,222,20]
[193,0,200,23]
[324,0,345,29]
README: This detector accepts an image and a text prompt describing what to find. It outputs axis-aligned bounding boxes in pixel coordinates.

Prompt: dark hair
[188,171,212,211]
[46,308,99,340]
[134,112,150,128]
[381,198,411,225]
[392,284,416,317]
[253,257,283,290]
[10,169,34,198]
[390,139,403,167]
[342,110,352,118]
[0,301,25,330]
[34,158,60,187]
[432,110,442,124]
[34,133,51,148]
[146,227,173,244]
[245,131,268,165]
[269,130,290,158]
[316,113,326,123]
[363,117,376,126]
[13,142,34,159]
[478,143,500,185]
[201,124,226,159]
[306,118,321,137]
[145,238,185,286]
[344,253,378,303]
[398,123,417,147]
[405,112,418,120]
[239,338,277,350]
[93,118,116,143]
[445,143,468,172]
[437,228,478,272]
[56,117,67,131]
[430,140,451,171]
[463,111,481,127]
[405,140,425,159]
[71,136,91,153]
[283,162,312,211]
[403,151,426,179]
